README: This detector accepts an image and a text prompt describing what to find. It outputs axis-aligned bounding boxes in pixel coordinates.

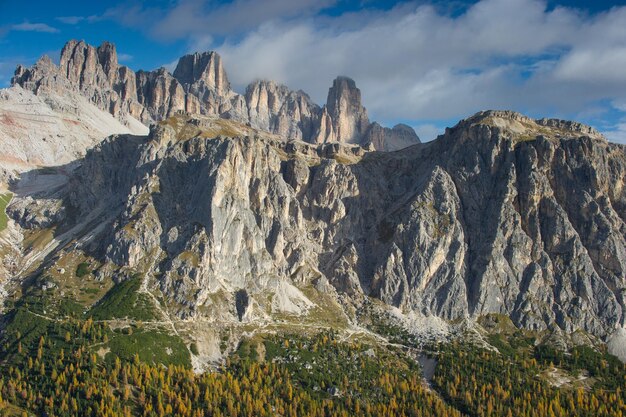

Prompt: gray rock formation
[173,51,234,117]
[10,111,625,342]
[136,68,187,121]
[57,40,140,120]
[13,40,420,151]
[323,76,370,144]
[13,40,145,126]
[173,51,230,96]
[0,85,147,182]
[243,80,320,141]
[364,122,421,151]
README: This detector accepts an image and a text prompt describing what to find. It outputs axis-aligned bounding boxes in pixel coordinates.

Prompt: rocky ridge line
[12,40,420,151]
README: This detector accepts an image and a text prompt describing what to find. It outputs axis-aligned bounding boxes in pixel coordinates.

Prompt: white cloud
[102,0,336,41]
[57,0,626,134]
[603,122,626,144]
[554,47,626,83]
[118,53,133,63]
[56,16,84,25]
[202,0,626,128]
[11,22,59,33]
[613,99,626,113]
[413,123,444,142]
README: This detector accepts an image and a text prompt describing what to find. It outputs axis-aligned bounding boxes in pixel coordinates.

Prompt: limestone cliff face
[364,122,421,151]
[11,111,625,341]
[58,40,141,119]
[13,40,420,151]
[12,40,145,125]
[12,55,69,95]
[324,76,370,144]
[173,52,230,96]
[136,69,187,121]
[244,80,320,141]
[172,51,234,117]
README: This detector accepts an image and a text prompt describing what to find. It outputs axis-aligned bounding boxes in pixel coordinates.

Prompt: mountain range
[0,40,625,376]
[12,40,419,155]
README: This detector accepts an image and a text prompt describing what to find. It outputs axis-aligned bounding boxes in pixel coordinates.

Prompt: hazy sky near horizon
[2,0,626,143]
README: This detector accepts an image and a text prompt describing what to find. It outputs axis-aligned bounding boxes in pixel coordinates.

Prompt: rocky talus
[9,111,626,347]
[12,40,420,151]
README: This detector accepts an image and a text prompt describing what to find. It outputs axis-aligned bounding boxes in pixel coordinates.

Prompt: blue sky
[2,0,626,142]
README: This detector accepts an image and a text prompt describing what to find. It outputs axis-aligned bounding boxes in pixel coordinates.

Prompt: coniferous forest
[1,301,625,417]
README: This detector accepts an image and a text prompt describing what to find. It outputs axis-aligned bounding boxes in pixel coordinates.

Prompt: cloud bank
[32,0,626,142]
[11,22,59,33]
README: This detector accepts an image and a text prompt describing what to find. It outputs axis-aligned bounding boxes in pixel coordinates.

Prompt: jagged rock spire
[325,76,370,144]
[173,51,230,96]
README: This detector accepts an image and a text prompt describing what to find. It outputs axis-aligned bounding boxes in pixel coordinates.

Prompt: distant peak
[391,123,416,133]
[247,79,280,89]
[457,110,603,141]
[98,41,116,50]
[331,76,358,90]
[324,76,369,144]
[173,51,229,94]
[466,110,533,124]
[35,54,55,67]
[61,39,83,49]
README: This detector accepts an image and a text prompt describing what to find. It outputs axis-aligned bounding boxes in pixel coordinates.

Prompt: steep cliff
[8,111,625,348]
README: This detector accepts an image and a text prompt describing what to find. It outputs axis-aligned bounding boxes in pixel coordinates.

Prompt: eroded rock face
[325,76,370,144]
[136,69,187,121]
[173,51,230,96]
[13,40,421,151]
[59,40,140,119]
[244,80,321,142]
[364,122,422,151]
[13,40,145,126]
[13,111,625,339]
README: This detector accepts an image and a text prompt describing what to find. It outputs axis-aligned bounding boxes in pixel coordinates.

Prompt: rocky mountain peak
[34,54,55,69]
[12,55,55,88]
[96,41,119,82]
[455,110,606,143]
[326,76,370,143]
[12,40,420,151]
[173,51,230,95]
[329,75,359,93]
[12,54,68,97]
[60,40,118,88]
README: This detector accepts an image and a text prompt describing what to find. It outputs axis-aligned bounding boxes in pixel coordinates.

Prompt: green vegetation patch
[89,274,158,321]
[259,331,420,401]
[0,192,13,232]
[106,327,190,367]
[1,296,107,369]
[534,344,625,390]
[75,262,92,277]
[1,326,457,417]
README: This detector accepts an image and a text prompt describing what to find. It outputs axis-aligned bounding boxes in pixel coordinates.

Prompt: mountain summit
[324,76,370,143]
